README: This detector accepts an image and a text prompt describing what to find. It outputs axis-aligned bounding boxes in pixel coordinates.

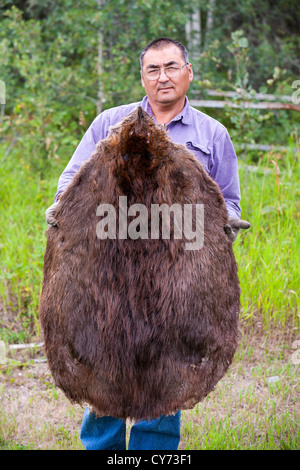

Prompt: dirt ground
[0,324,299,450]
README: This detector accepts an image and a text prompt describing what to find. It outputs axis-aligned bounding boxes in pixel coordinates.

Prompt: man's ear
[188,63,193,83]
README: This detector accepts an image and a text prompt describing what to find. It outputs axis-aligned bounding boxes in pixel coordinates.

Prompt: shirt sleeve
[210,129,241,219]
[54,112,110,201]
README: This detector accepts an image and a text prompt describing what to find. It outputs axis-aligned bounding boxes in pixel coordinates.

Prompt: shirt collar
[141,95,192,125]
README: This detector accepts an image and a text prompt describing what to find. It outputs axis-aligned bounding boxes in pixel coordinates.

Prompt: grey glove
[45,201,60,227]
[224,217,251,242]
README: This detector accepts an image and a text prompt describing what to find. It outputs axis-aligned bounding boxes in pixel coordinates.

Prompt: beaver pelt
[39,106,240,421]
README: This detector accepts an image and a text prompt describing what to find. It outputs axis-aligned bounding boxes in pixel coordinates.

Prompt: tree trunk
[185,7,202,80]
[205,0,216,49]
[97,0,104,115]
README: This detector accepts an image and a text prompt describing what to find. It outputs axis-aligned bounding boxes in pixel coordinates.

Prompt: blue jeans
[80,408,181,450]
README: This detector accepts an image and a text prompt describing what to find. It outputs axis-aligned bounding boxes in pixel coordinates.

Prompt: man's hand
[45,201,60,227]
[224,217,251,242]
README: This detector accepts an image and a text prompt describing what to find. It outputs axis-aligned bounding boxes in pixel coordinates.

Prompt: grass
[0,329,298,450]
[0,135,299,450]
[0,142,299,338]
[181,330,300,450]
[0,151,59,340]
[234,147,300,327]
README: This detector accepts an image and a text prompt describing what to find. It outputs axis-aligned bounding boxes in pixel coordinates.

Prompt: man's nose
[158,68,169,82]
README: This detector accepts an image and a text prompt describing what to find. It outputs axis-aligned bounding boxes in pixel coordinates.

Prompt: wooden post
[190,99,300,111]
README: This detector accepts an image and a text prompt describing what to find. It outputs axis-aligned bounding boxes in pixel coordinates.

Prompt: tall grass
[235,147,299,328]
[0,140,299,451]
[0,150,58,340]
[0,142,299,341]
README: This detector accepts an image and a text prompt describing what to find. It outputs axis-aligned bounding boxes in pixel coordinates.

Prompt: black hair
[139,38,189,69]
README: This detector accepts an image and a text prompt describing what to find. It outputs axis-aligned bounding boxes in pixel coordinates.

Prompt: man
[45,38,250,450]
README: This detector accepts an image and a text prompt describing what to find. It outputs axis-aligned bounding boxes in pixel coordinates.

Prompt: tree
[191,0,300,91]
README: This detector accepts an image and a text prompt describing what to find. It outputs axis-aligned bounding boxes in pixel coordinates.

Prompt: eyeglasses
[143,64,188,81]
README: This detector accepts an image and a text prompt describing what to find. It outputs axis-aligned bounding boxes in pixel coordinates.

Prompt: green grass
[0,150,59,339]
[0,142,299,339]
[234,148,300,327]
[0,135,299,450]
[0,437,33,450]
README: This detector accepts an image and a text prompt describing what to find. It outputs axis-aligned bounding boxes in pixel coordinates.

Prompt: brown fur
[39,106,240,420]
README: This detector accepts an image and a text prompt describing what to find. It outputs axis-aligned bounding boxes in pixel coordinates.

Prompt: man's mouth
[158,86,173,91]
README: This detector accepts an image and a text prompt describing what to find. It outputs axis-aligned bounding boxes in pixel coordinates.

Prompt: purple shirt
[55,96,241,218]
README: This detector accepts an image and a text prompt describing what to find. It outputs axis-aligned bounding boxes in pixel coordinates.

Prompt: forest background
[0,0,299,450]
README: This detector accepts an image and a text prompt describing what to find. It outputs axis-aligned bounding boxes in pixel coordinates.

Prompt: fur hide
[39,106,240,421]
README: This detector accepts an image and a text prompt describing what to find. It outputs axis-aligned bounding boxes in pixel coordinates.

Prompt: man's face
[140,45,193,108]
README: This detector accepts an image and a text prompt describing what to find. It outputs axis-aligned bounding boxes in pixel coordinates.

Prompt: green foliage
[224,30,273,146]
[0,0,299,339]
[0,4,98,173]
[189,1,299,148]
[195,0,300,91]
[0,1,195,171]
[0,2,299,452]
[97,0,193,109]
[196,29,298,148]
